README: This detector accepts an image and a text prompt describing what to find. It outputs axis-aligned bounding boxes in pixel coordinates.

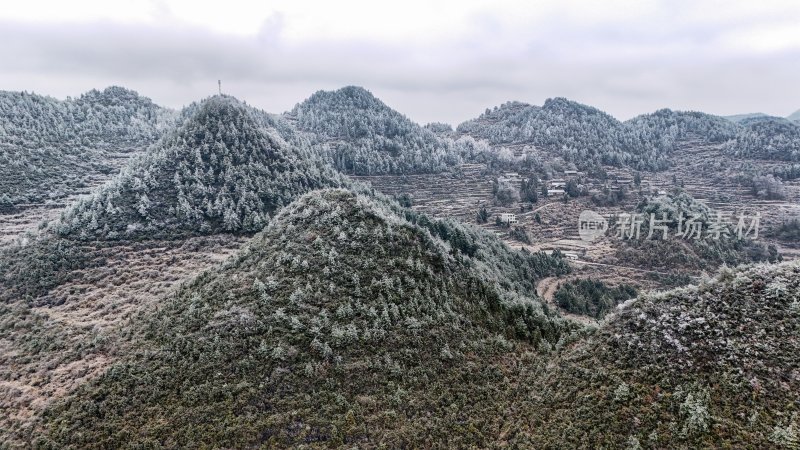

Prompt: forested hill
[723,116,800,161]
[457,97,622,150]
[41,188,574,448]
[38,191,800,448]
[457,98,744,171]
[286,86,459,175]
[522,261,800,448]
[54,95,346,240]
[0,86,175,206]
[624,108,739,149]
[457,97,800,169]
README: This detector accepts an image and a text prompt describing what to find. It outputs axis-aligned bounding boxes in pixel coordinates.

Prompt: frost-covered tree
[751,174,787,200]
[0,86,177,205]
[55,95,346,240]
[287,86,462,175]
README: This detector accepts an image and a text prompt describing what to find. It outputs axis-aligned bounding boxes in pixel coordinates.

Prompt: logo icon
[578,210,607,242]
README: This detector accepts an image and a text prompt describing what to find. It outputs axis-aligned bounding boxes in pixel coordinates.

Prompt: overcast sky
[2,0,799,125]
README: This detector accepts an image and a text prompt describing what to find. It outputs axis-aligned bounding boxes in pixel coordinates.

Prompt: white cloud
[1,0,799,124]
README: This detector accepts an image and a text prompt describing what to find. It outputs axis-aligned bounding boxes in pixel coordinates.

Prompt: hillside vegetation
[614,190,780,270]
[287,86,460,175]
[35,193,800,448]
[53,95,345,240]
[522,261,800,448]
[39,189,574,448]
[554,278,637,319]
[723,116,800,161]
[0,87,174,206]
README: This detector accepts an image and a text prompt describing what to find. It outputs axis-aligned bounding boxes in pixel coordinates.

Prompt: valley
[356,141,799,291]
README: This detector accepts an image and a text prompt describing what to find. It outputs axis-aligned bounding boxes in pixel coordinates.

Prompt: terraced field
[356,141,799,299]
[0,151,138,249]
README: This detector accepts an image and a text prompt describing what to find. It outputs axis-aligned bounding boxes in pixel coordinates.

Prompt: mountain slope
[286,86,458,175]
[0,87,174,206]
[520,261,800,448]
[53,95,346,240]
[35,192,800,448]
[788,109,800,122]
[723,116,800,161]
[40,188,574,449]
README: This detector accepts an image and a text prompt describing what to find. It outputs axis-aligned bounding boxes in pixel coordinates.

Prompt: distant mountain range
[1,85,798,211]
[725,111,800,124]
[457,99,741,170]
[724,112,771,123]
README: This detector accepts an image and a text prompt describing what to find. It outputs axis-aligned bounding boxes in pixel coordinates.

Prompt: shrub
[554,278,637,318]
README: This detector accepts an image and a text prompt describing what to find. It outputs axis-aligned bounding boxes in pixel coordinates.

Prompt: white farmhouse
[499,213,517,224]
